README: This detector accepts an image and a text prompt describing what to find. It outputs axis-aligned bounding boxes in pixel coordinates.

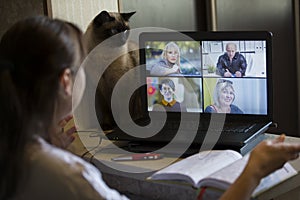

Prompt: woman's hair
[159,78,176,91]
[213,79,235,107]
[0,16,86,199]
[161,42,180,66]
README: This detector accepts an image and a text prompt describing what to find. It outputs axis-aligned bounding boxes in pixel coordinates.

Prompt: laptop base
[116,133,265,158]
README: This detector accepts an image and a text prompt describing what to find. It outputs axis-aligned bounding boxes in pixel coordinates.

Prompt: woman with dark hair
[156,78,186,112]
[0,16,127,200]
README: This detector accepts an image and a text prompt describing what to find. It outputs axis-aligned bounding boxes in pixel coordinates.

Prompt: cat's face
[86,10,135,48]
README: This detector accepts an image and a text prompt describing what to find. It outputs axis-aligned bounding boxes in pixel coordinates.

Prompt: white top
[13,136,129,200]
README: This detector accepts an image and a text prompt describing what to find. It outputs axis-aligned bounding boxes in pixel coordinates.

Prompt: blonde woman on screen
[150,42,181,76]
[205,79,243,114]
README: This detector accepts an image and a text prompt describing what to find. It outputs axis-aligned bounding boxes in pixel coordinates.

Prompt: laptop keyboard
[161,121,258,134]
[109,117,264,144]
[134,117,258,133]
[222,123,257,133]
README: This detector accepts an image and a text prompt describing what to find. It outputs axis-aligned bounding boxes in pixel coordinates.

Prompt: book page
[150,150,242,187]
[252,162,297,197]
[198,154,298,197]
[198,154,249,188]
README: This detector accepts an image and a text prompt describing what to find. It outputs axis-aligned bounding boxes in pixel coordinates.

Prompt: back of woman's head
[0,16,86,199]
[0,15,86,127]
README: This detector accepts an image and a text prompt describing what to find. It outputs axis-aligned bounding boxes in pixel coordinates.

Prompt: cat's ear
[121,11,136,21]
[94,11,113,27]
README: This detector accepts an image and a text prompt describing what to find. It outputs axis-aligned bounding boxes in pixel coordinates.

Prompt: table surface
[68,132,300,200]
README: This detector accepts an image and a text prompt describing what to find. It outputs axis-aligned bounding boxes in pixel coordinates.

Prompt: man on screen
[216,43,247,77]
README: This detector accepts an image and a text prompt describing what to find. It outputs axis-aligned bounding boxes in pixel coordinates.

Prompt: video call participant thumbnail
[216,43,247,77]
[205,79,243,114]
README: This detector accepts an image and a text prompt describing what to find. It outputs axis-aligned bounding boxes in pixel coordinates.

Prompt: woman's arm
[220,134,300,200]
[204,105,216,113]
[150,61,180,76]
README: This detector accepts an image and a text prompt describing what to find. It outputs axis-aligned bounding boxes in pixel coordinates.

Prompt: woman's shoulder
[230,104,243,114]
[204,105,216,113]
[150,59,171,76]
[22,136,128,200]
[29,137,91,170]
[152,59,168,68]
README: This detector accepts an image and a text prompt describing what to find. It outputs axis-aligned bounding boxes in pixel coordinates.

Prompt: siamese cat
[84,10,142,131]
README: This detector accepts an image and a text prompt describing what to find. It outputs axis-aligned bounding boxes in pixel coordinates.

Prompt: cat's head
[84,10,136,51]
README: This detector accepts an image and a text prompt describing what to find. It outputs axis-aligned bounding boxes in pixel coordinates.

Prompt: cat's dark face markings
[92,11,136,45]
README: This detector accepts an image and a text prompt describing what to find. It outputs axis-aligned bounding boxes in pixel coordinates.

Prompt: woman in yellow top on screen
[150,42,181,76]
[205,79,243,114]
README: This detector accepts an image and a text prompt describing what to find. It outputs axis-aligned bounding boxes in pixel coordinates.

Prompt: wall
[48,0,118,32]
[0,0,45,39]
[120,0,197,31]
[296,0,300,136]
[0,0,119,37]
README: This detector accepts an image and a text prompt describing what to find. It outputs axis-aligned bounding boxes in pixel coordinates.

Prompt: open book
[148,150,297,197]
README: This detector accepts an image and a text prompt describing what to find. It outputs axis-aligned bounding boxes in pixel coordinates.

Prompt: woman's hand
[50,115,77,149]
[220,134,300,200]
[246,134,300,180]
[172,64,180,74]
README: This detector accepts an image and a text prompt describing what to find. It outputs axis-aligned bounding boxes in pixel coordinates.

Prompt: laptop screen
[140,31,272,118]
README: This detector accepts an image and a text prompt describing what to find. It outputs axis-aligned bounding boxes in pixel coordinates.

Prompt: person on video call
[205,79,243,114]
[216,42,247,77]
[154,78,186,112]
[150,42,181,76]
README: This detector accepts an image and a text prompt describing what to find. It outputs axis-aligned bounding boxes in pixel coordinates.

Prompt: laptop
[106,31,273,156]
